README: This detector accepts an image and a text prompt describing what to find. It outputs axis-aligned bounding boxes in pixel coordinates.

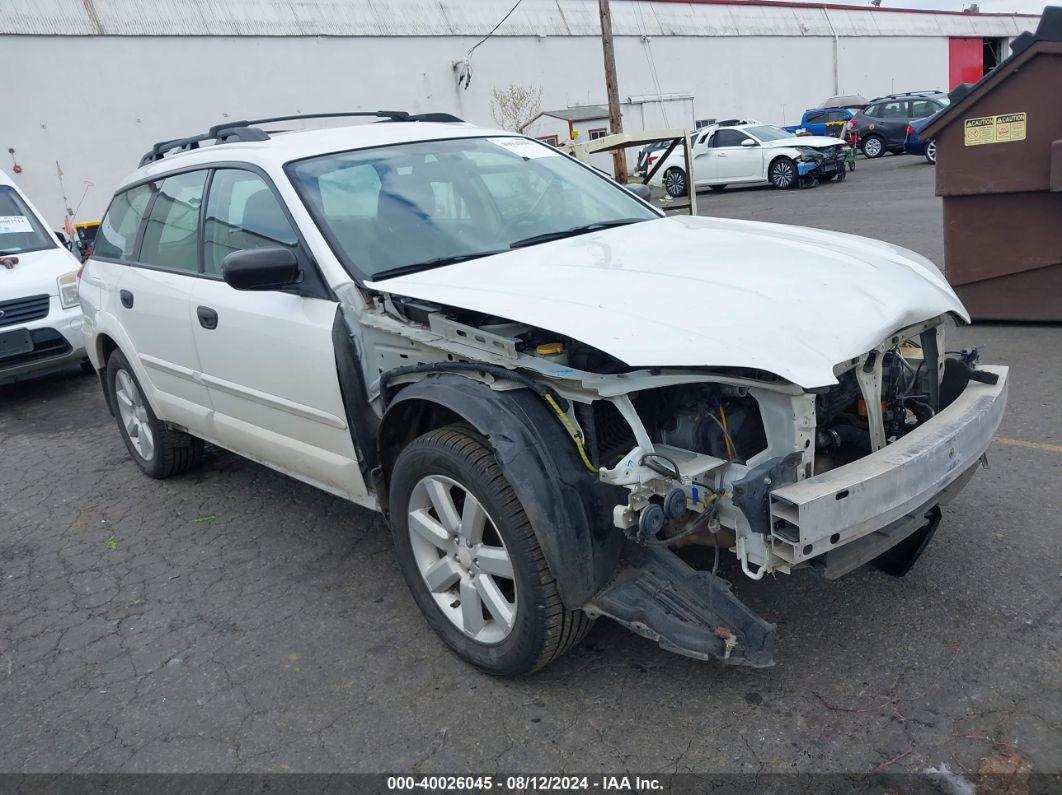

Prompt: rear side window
[138,171,207,272]
[202,170,299,276]
[864,104,882,118]
[93,183,154,260]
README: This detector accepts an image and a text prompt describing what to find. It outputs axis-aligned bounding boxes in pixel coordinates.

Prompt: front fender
[381,375,624,609]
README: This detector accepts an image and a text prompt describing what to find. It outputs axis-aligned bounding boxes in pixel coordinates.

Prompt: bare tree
[490,84,544,132]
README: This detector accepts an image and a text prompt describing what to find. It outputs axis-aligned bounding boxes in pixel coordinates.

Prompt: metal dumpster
[920,7,1062,321]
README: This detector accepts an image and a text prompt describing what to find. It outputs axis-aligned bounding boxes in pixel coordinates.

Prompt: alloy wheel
[771,160,795,189]
[926,141,937,164]
[663,168,687,198]
[114,369,154,461]
[407,474,517,644]
[863,137,884,158]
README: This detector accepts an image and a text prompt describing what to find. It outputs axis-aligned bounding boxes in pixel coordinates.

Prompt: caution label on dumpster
[964,112,1027,146]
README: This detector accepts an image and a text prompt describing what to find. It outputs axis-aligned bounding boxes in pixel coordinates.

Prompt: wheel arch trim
[379,375,624,608]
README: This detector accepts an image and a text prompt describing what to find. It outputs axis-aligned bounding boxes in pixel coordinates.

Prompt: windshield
[744,125,797,142]
[287,136,659,280]
[0,186,55,256]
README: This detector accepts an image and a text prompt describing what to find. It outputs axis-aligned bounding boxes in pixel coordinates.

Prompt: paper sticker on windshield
[488,137,559,159]
[964,112,1026,146]
[0,216,34,234]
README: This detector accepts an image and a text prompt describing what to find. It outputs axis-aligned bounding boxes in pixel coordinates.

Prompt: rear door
[189,167,365,500]
[114,171,213,431]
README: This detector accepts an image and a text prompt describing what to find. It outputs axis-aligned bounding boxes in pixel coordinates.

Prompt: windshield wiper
[371,250,508,281]
[509,218,647,249]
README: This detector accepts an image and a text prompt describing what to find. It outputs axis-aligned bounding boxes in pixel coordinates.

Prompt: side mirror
[222,247,301,291]
[624,183,652,201]
[741,138,758,147]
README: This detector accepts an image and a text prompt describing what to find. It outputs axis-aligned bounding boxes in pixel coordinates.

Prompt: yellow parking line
[993,436,1062,455]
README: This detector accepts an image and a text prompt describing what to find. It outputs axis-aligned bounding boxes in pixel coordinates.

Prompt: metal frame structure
[560,129,698,215]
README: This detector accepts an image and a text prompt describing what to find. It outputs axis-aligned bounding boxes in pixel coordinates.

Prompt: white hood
[765,135,843,149]
[366,216,967,388]
[0,247,79,297]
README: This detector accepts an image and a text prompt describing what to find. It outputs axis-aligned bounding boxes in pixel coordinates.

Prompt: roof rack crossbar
[140,110,464,167]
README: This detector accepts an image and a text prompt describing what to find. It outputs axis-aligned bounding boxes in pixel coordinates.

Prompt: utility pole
[598,0,628,182]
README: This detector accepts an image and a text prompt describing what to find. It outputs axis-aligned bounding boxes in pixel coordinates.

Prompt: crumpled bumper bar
[768,365,1008,565]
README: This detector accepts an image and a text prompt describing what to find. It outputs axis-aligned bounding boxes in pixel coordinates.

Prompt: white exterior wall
[0,25,1024,223]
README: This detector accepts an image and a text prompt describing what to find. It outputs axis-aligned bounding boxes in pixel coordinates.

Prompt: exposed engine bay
[337,282,1007,666]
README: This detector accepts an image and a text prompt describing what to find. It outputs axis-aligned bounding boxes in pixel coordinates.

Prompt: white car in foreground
[649,119,848,196]
[80,113,1006,675]
[1,169,86,385]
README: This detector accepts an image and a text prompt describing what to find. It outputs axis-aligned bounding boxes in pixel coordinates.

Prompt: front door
[189,168,366,500]
[705,129,764,182]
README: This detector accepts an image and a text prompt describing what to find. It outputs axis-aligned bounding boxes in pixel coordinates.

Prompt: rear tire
[663,167,688,198]
[861,135,885,158]
[105,350,204,479]
[925,141,937,164]
[388,425,592,676]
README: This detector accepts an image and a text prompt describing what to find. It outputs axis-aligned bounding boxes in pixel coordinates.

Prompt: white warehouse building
[4,0,1041,223]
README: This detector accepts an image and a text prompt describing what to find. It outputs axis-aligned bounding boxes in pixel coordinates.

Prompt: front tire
[861,135,885,158]
[388,425,592,676]
[663,166,688,198]
[769,157,797,189]
[106,350,204,479]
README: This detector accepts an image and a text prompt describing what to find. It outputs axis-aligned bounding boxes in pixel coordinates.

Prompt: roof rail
[869,90,944,101]
[139,110,465,167]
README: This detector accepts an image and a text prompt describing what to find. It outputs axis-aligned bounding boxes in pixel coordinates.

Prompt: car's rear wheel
[106,350,204,479]
[388,425,592,676]
[663,166,688,198]
[769,157,797,189]
[861,135,885,158]
[925,141,937,164]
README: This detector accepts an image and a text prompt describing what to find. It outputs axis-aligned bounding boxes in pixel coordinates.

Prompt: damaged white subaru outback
[80,112,1007,675]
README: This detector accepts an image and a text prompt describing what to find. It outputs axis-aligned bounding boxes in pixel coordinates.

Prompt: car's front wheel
[662,166,688,198]
[861,135,885,158]
[769,157,797,189]
[388,425,592,676]
[924,141,937,164]
[106,350,203,479]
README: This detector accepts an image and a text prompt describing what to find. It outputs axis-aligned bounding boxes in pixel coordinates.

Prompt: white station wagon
[80,112,1007,675]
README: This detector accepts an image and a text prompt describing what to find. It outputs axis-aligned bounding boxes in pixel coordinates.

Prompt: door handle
[718,153,728,157]
[197,306,218,330]
[120,289,134,309]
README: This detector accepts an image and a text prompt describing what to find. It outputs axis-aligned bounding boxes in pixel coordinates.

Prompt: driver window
[710,129,751,148]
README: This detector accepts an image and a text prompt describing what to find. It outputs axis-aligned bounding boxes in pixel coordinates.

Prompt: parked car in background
[634,140,671,177]
[905,117,937,164]
[650,119,848,195]
[0,169,87,385]
[850,91,949,158]
[783,107,858,138]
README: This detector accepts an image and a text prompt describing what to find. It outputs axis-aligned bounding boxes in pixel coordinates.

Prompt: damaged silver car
[81,113,1008,674]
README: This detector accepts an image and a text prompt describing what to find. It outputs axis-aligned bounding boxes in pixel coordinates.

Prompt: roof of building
[540,106,610,123]
[3,0,1038,38]
[922,6,1062,139]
